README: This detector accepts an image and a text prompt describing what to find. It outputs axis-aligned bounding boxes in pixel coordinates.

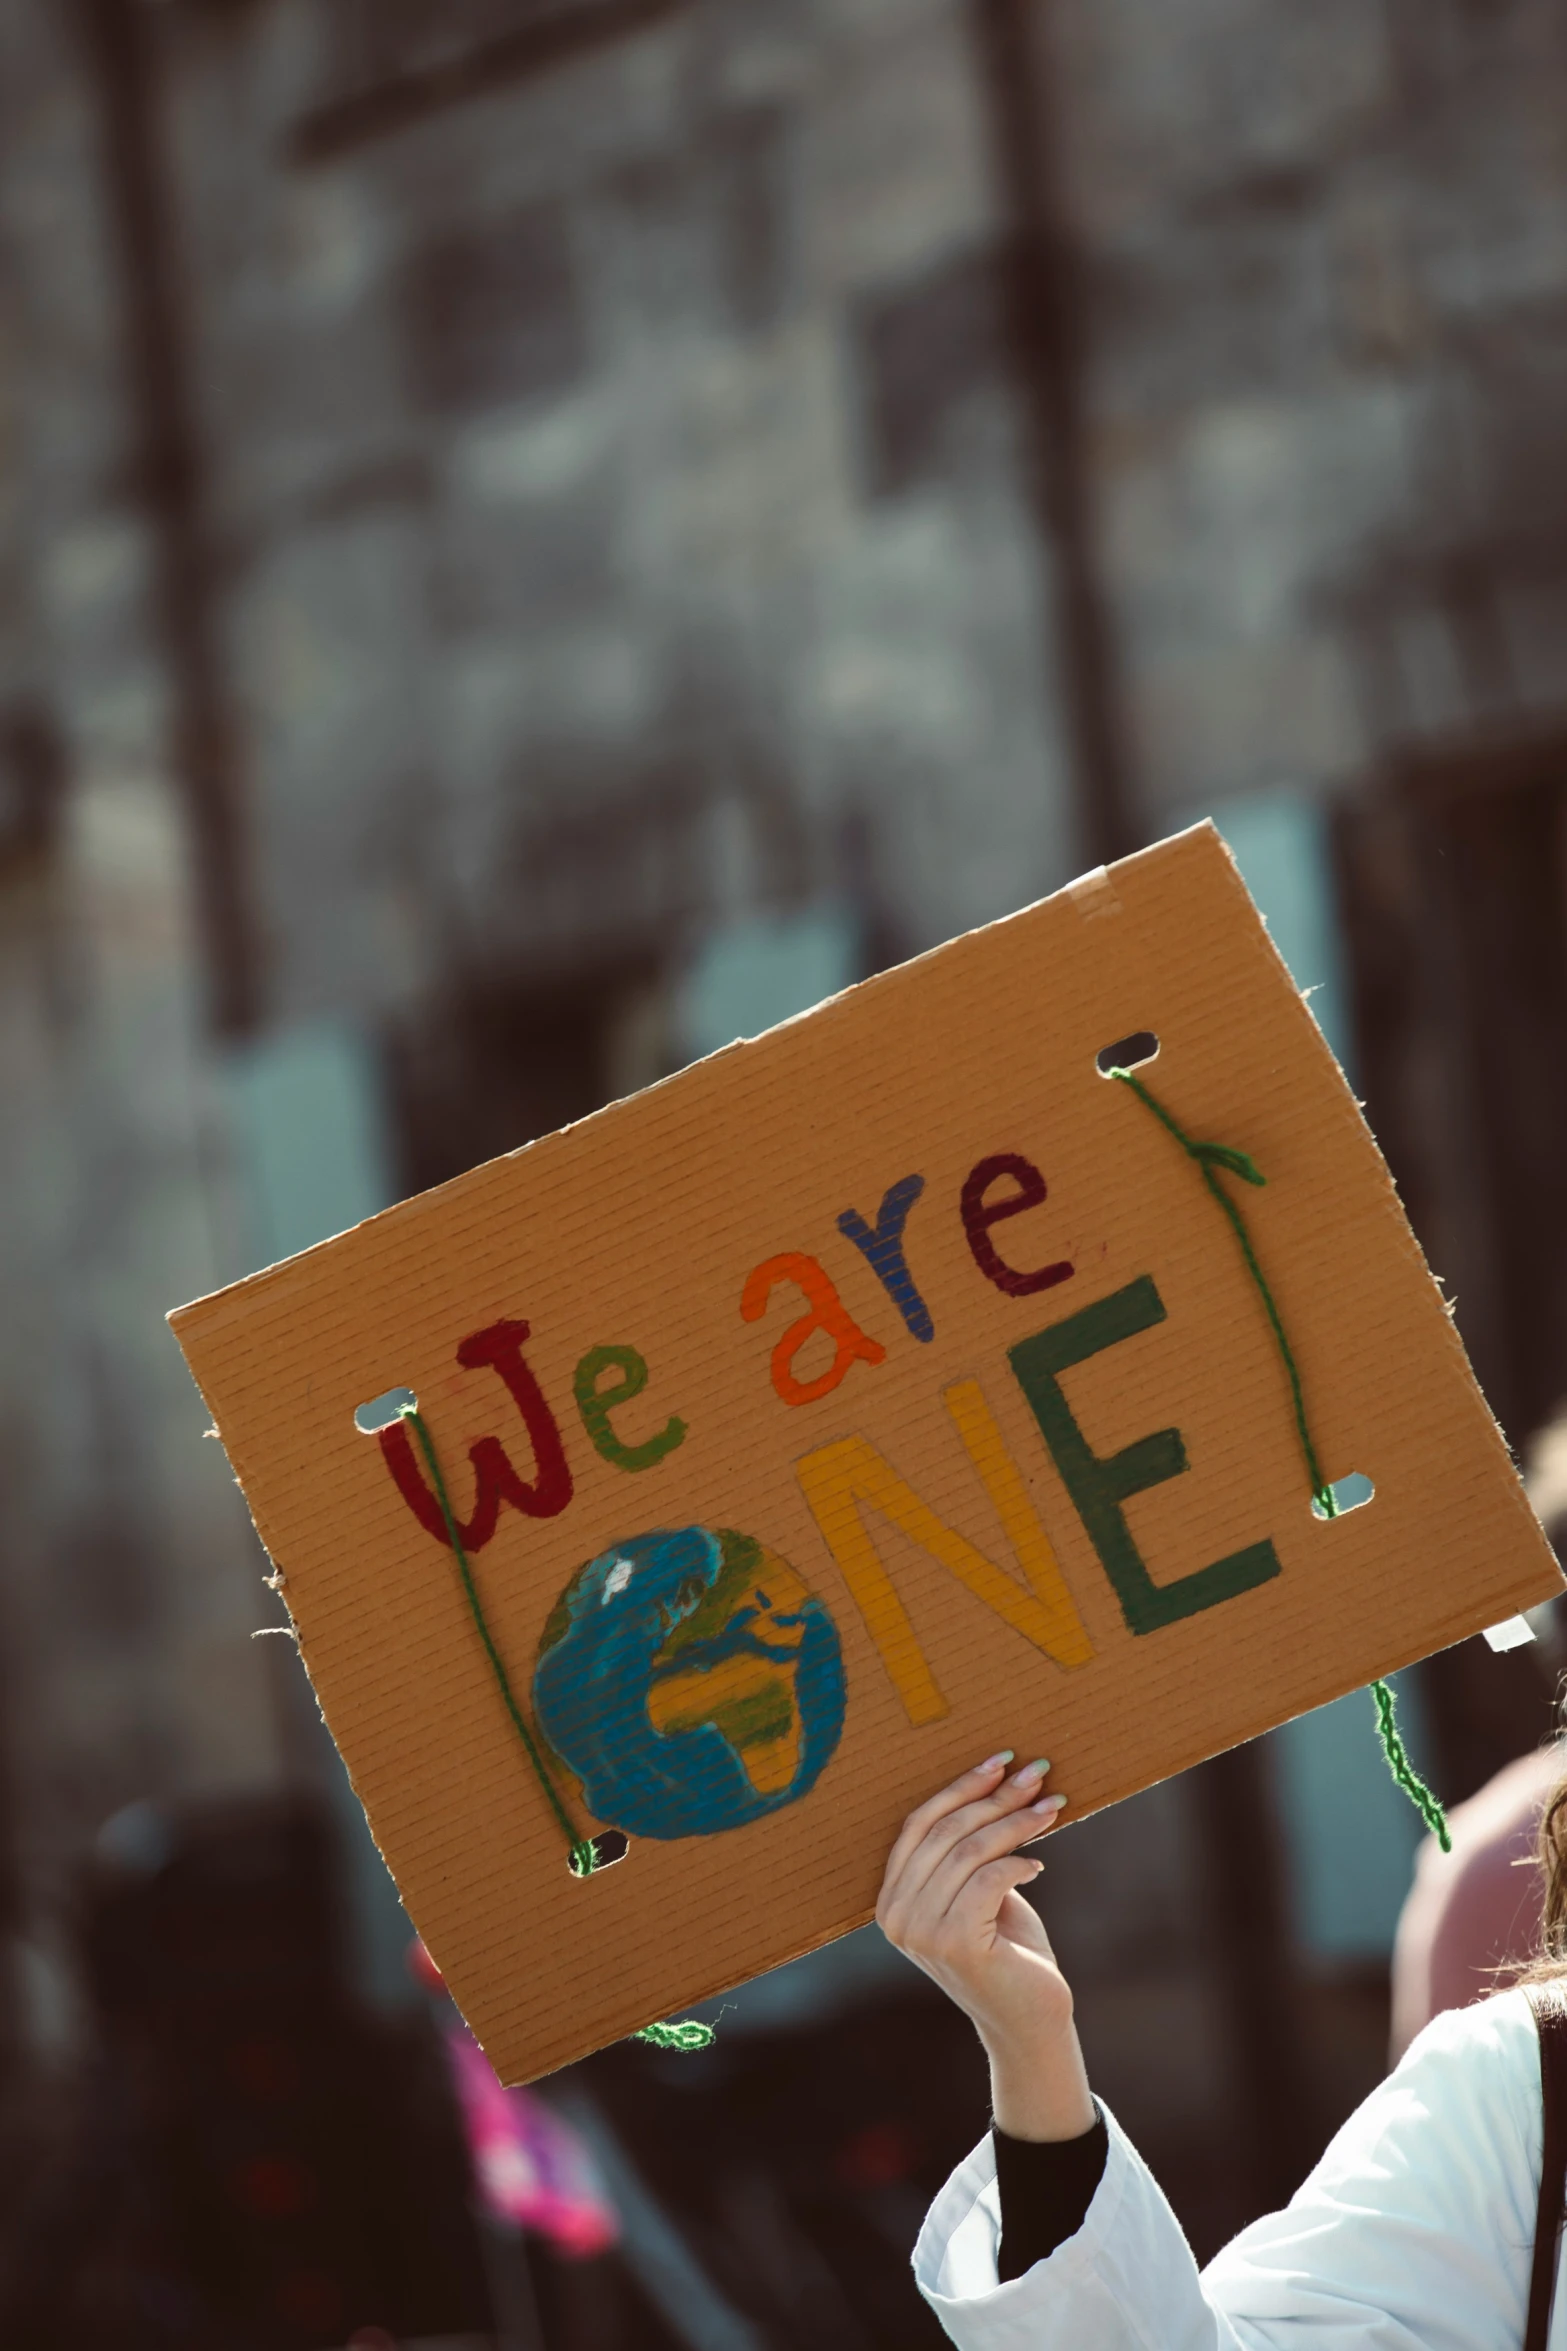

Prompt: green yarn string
[634,2017,717,2052]
[402,1406,598,1877]
[1109,1070,1451,1854]
[400,1405,719,2042]
[1110,1071,1327,1506]
[1371,1677,1449,1852]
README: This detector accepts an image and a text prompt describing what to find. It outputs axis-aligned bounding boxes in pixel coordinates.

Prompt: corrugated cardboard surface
[171,825,1564,2082]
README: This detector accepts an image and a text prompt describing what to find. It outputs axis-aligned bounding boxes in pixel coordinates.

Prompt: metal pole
[73,0,261,1037]
[968,0,1318,2214]
[966,0,1138,870]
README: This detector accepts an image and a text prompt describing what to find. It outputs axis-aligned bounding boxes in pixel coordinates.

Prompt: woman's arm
[875,1751,1089,2140]
[879,1757,1229,2347]
[880,1763,1543,2351]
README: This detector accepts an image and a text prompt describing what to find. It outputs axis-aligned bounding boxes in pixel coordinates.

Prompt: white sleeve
[1203,1988,1540,2350]
[912,2101,1239,2351]
[911,1988,1543,2351]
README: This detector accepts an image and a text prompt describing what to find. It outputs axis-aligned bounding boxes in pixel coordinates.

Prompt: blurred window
[851,249,1007,500]
[402,206,587,419]
[0,703,66,873]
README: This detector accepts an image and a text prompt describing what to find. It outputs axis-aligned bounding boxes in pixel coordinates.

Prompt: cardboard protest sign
[170,822,1563,2082]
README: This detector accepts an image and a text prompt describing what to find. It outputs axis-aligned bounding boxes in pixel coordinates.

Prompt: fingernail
[1031,1792,1067,1814]
[1012,1759,1045,1791]
[980,1750,1014,1770]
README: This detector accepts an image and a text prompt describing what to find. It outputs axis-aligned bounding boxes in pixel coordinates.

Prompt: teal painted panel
[222,1019,414,2006]
[225,1020,394,1271]
[677,906,860,1061]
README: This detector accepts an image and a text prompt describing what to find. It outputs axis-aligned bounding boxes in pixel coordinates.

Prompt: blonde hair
[1533,1764,1567,1976]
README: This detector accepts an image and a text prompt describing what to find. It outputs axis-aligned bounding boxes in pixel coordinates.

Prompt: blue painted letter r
[838,1173,936,1344]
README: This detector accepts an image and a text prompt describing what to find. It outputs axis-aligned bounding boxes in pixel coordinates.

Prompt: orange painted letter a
[741,1251,886,1407]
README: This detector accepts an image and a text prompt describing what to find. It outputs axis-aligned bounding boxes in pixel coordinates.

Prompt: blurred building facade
[1,0,1567,2328]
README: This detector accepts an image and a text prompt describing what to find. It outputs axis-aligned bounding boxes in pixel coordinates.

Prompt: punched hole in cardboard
[1312,1472,1375,1520]
[354,1387,418,1433]
[575,1831,630,1873]
[1096,1031,1160,1076]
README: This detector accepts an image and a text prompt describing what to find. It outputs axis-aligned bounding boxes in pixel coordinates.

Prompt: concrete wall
[167,0,1081,1026]
[1052,0,1567,810]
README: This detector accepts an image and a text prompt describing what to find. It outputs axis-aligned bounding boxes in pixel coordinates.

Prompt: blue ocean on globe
[531,1524,847,1841]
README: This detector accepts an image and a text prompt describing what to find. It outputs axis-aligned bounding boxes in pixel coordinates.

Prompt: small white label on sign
[1483,1614,1538,1652]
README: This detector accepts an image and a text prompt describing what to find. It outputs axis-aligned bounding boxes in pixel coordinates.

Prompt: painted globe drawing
[532,1526,846,1842]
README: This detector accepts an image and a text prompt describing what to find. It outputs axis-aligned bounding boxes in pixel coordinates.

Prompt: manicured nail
[1012,1759,1045,1792]
[1031,1791,1067,1814]
[980,1750,1014,1770]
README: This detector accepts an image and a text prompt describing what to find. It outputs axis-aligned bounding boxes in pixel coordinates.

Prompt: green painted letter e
[1008,1275,1280,1635]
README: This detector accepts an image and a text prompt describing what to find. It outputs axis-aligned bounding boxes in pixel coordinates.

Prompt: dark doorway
[1334,726,1567,1798]
[1335,728,1567,1453]
[390,958,670,1196]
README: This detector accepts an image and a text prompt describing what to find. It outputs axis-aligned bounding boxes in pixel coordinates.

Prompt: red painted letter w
[379,1319,573,1550]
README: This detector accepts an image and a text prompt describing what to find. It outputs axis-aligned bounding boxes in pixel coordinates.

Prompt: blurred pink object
[1390,1740,1563,2060]
[443,2024,618,2256]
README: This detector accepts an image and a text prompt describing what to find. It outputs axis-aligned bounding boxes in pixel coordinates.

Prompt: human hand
[876,1754,1094,2141]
